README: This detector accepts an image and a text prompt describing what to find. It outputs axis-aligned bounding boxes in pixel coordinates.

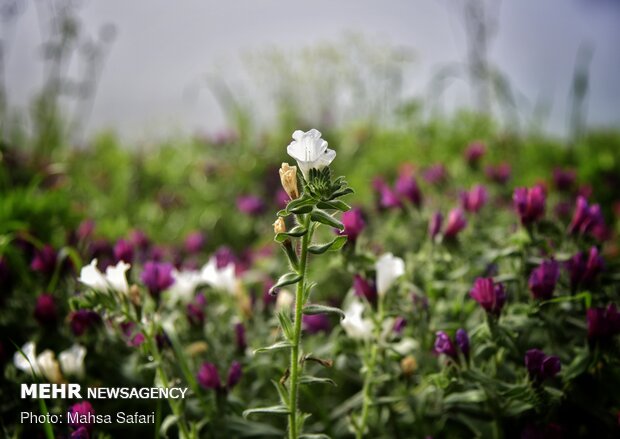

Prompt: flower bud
[34,294,58,326]
[36,350,64,384]
[279,163,299,200]
[197,362,221,390]
[129,284,142,306]
[226,361,243,389]
[69,401,95,433]
[529,260,559,300]
[273,217,286,234]
[400,355,418,376]
[470,277,506,316]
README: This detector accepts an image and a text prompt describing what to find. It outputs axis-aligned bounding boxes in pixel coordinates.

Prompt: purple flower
[303,314,331,334]
[525,349,561,381]
[566,247,604,288]
[373,178,401,210]
[485,163,511,185]
[434,331,457,358]
[214,246,237,269]
[141,261,175,297]
[444,208,467,239]
[184,231,205,254]
[470,278,506,315]
[235,322,247,351]
[464,142,486,166]
[460,185,488,213]
[587,304,620,339]
[393,317,407,334]
[513,185,546,225]
[31,245,57,276]
[69,310,101,336]
[113,239,134,264]
[552,168,576,192]
[34,294,57,326]
[428,212,443,240]
[275,188,290,209]
[69,401,95,433]
[395,170,422,207]
[423,164,448,185]
[187,294,206,326]
[568,196,604,236]
[353,274,377,304]
[339,208,366,242]
[455,329,470,356]
[129,333,145,347]
[528,260,560,300]
[197,362,221,390]
[236,195,265,216]
[128,229,150,251]
[227,361,243,389]
[71,426,90,439]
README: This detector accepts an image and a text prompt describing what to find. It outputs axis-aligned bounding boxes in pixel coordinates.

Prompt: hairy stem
[356,295,384,439]
[288,215,312,439]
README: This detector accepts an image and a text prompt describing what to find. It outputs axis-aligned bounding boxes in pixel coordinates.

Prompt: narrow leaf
[302,304,345,320]
[243,405,290,418]
[299,376,337,386]
[316,200,351,212]
[310,209,344,230]
[270,272,303,293]
[253,340,293,354]
[277,311,294,341]
[308,236,347,254]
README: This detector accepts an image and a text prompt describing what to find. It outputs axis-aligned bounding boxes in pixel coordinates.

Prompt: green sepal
[308,236,347,254]
[302,304,346,320]
[310,209,344,230]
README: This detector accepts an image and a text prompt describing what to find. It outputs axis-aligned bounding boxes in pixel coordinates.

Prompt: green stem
[356,295,384,439]
[149,329,193,439]
[288,215,312,439]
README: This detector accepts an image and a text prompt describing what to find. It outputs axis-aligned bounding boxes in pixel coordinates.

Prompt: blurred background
[2,0,619,143]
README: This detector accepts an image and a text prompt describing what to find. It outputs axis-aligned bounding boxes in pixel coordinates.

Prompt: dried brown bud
[273,217,286,234]
[185,341,209,357]
[279,162,299,200]
[400,355,418,376]
[129,284,142,307]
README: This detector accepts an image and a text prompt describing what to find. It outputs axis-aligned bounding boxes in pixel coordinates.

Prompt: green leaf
[299,376,337,386]
[302,304,345,320]
[160,415,179,436]
[308,236,347,254]
[310,209,344,230]
[272,380,290,406]
[243,405,290,419]
[275,226,307,242]
[329,187,354,200]
[316,200,350,212]
[286,196,316,214]
[270,272,303,293]
[277,311,294,341]
[253,341,293,354]
[444,390,487,406]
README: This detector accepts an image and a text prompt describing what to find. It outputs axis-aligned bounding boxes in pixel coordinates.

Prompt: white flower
[375,253,405,296]
[341,299,373,340]
[275,289,294,311]
[59,344,86,378]
[13,341,39,375]
[168,269,203,304]
[286,129,336,180]
[79,259,108,291]
[36,350,63,383]
[105,261,131,295]
[200,258,237,294]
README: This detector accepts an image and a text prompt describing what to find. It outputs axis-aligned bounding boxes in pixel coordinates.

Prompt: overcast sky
[3,0,619,142]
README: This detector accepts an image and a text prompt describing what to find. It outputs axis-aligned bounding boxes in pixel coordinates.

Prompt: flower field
[1,117,620,438]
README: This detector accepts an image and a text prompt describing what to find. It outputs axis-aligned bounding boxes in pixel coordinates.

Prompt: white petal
[36,350,63,383]
[200,258,237,294]
[375,253,405,296]
[105,261,131,295]
[59,344,86,378]
[79,259,109,292]
[168,269,202,304]
[341,300,373,340]
[13,342,38,375]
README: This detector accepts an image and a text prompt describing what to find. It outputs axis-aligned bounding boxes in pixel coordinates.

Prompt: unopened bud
[273,217,286,234]
[400,355,417,376]
[185,341,209,357]
[129,284,142,307]
[279,163,299,200]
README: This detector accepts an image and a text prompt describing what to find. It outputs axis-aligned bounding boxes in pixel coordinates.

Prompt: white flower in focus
[105,261,131,295]
[275,289,294,311]
[13,341,39,375]
[375,253,405,296]
[79,259,108,292]
[287,129,336,180]
[59,344,86,378]
[201,258,237,294]
[36,350,63,383]
[341,299,373,340]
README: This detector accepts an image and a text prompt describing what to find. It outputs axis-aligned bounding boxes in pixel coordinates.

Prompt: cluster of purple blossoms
[464,142,486,167]
[197,361,242,391]
[428,208,468,241]
[568,196,605,237]
[423,164,448,185]
[567,247,604,289]
[236,195,266,216]
[525,349,561,382]
[434,329,470,361]
[513,185,546,225]
[338,208,366,243]
[587,304,620,339]
[302,314,331,334]
[141,261,175,297]
[373,168,422,210]
[68,401,95,438]
[460,185,488,213]
[470,278,507,316]
[485,162,511,185]
[352,274,377,305]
